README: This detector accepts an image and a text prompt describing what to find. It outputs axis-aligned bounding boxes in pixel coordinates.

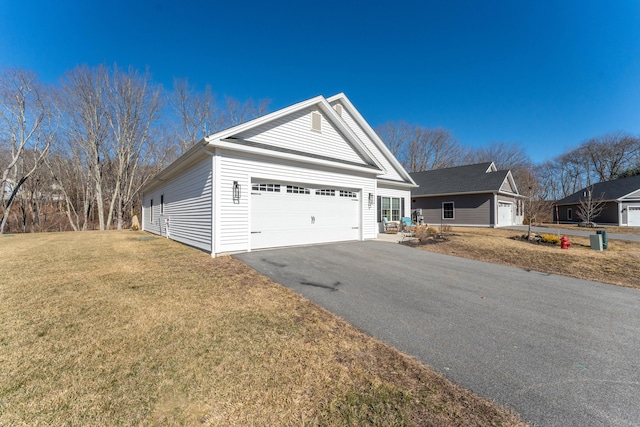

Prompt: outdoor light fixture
[368,193,374,208]
[233,181,241,203]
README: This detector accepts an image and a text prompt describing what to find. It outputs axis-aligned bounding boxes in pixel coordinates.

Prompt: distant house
[409,162,524,227]
[141,93,416,256]
[1,178,15,201]
[554,174,640,227]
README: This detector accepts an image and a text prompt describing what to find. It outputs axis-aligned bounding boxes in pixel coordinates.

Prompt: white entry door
[498,202,513,226]
[628,206,640,227]
[250,183,360,250]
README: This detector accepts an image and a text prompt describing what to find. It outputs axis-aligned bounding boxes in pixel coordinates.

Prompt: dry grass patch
[0,231,526,426]
[411,227,640,289]
[536,223,640,236]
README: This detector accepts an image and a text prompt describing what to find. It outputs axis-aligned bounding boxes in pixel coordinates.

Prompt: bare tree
[171,78,218,153]
[59,64,110,230]
[465,142,532,180]
[0,68,57,234]
[517,164,553,239]
[47,149,95,231]
[105,65,162,229]
[403,126,461,172]
[583,132,640,182]
[170,81,270,153]
[375,120,411,157]
[576,185,606,225]
[220,95,270,128]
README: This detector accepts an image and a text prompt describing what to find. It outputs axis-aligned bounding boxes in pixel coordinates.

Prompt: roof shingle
[410,162,514,196]
[556,174,640,204]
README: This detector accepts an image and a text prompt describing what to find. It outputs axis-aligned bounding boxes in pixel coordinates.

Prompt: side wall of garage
[142,156,213,252]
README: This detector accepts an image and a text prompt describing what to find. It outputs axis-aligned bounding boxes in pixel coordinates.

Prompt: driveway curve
[235,240,640,427]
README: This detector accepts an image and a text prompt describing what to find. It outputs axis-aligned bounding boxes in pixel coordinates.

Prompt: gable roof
[326,93,416,187]
[209,94,383,172]
[556,174,640,205]
[410,162,520,197]
[143,94,414,193]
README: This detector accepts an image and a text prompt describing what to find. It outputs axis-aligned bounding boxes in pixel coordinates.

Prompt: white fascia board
[377,178,418,189]
[316,98,383,171]
[212,138,382,175]
[326,93,417,186]
[205,95,326,143]
[486,162,497,173]
[617,189,640,201]
[503,171,520,195]
[497,190,525,198]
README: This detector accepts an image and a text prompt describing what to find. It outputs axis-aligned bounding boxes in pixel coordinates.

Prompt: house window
[442,202,454,219]
[160,195,164,215]
[286,185,310,194]
[252,183,281,192]
[567,208,572,221]
[339,190,357,198]
[316,189,335,196]
[150,199,153,222]
[381,197,401,221]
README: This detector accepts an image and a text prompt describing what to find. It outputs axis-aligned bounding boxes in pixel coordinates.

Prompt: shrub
[541,234,560,245]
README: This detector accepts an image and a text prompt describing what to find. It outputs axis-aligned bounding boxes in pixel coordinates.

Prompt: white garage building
[142,93,416,256]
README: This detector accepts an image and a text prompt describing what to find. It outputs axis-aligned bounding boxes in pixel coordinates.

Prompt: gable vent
[334,104,343,116]
[311,111,322,132]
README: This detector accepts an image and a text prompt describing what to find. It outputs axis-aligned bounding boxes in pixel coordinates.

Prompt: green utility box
[596,230,608,249]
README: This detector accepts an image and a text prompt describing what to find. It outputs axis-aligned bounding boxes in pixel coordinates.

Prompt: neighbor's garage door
[628,206,640,227]
[497,202,513,226]
[251,182,360,250]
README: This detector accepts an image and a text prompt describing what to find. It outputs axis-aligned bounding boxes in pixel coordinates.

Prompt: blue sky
[1,0,639,163]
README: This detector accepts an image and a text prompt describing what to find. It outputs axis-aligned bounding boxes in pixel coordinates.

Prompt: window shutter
[401,198,405,218]
[377,196,381,222]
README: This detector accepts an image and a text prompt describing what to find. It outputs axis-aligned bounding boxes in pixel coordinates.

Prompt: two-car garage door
[250,182,360,250]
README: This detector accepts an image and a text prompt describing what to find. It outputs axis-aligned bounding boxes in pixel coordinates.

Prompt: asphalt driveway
[234,241,640,427]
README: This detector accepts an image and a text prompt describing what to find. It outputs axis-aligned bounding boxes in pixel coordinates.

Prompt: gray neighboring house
[410,162,524,227]
[554,174,640,226]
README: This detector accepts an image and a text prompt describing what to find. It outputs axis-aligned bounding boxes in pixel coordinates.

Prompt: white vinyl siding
[143,157,213,251]
[215,149,376,254]
[500,178,515,193]
[234,108,367,166]
[334,103,404,182]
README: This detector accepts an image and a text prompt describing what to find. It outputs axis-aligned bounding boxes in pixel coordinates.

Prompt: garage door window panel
[252,183,281,192]
[287,185,310,194]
